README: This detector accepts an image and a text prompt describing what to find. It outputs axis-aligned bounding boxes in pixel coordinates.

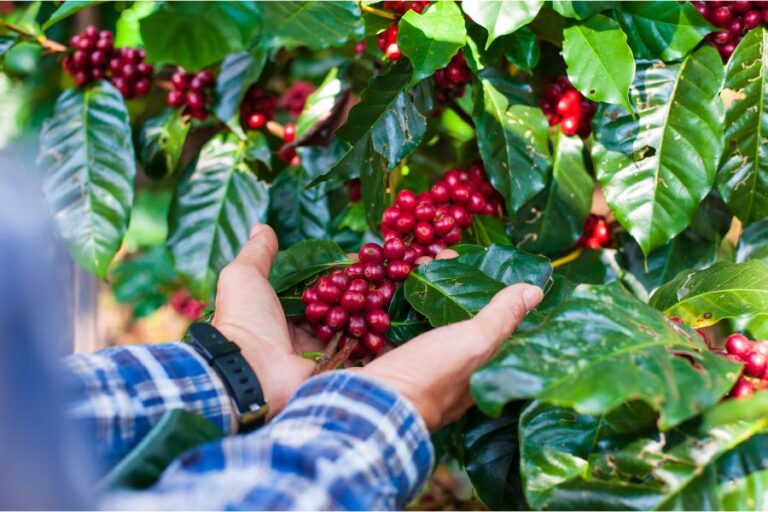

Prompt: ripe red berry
[592,219,611,245]
[359,243,385,264]
[315,325,335,343]
[731,378,755,399]
[744,10,762,29]
[317,281,343,304]
[442,226,462,245]
[363,332,387,355]
[430,182,450,204]
[284,123,296,143]
[467,192,486,213]
[305,302,330,324]
[348,278,369,294]
[394,212,416,234]
[302,287,320,305]
[346,314,368,338]
[366,309,391,333]
[433,213,456,236]
[746,351,768,377]
[387,260,411,281]
[396,190,418,211]
[341,291,367,312]
[385,43,402,60]
[187,91,204,109]
[326,306,349,331]
[448,205,472,228]
[377,282,396,302]
[329,271,349,290]
[346,263,366,280]
[720,43,737,60]
[382,207,401,227]
[754,341,768,357]
[561,116,580,136]
[414,202,436,222]
[732,0,752,13]
[366,290,388,311]
[426,240,447,256]
[414,221,435,244]
[450,183,472,205]
[726,333,752,359]
[556,90,582,116]
[384,237,407,261]
[403,244,424,264]
[712,6,733,27]
[364,263,386,283]
[248,113,266,129]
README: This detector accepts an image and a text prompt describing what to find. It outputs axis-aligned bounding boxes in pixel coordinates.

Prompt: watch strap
[185,323,268,432]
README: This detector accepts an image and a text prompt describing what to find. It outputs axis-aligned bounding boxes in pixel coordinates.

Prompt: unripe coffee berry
[359,243,385,264]
[366,309,391,333]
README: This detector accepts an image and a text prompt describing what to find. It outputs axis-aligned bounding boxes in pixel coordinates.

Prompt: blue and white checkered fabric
[64,343,434,510]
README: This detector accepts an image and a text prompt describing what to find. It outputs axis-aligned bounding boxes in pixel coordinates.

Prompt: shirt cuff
[275,371,435,508]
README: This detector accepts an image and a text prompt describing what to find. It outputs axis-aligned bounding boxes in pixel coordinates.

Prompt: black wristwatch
[185,322,269,433]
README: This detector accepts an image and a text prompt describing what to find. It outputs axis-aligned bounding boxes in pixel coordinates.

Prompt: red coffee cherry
[341,291,367,313]
[384,237,407,261]
[414,221,435,244]
[396,190,418,211]
[442,226,462,245]
[317,281,343,304]
[315,325,335,343]
[305,302,330,324]
[430,182,450,204]
[433,213,456,236]
[387,260,411,282]
[302,288,320,305]
[366,309,391,333]
[359,243,385,264]
[745,351,768,377]
[363,332,387,355]
[365,290,388,311]
[731,377,755,399]
[348,278,370,294]
[726,333,752,359]
[329,271,349,290]
[346,314,368,338]
[346,263,366,280]
[364,263,386,283]
[326,306,349,331]
[414,202,437,222]
[394,212,416,234]
[377,282,396,302]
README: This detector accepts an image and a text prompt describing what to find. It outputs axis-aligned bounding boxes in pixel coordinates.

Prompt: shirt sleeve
[102,371,435,511]
[63,342,234,470]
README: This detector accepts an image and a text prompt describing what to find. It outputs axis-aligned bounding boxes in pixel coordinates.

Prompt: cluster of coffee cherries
[302,163,501,360]
[169,289,206,320]
[376,1,431,60]
[278,123,299,166]
[577,215,612,250]
[62,27,153,98]
[381,163,503,257]
[694,1,767,60]
[280,81,315,118]
[539,76,597,137]
[239,85,277,130]
[434,52,471,103]
[167,68,215,120]
[722,333,768,398]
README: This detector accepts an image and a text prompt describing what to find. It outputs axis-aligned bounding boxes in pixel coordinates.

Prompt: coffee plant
[5,0,768,509]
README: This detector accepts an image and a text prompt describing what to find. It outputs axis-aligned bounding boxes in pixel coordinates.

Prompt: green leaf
[457,243,553,288]
[136,109,190,179]
[562,14,635,112]
[470,215,512,247]
[42,1,105,31]
[404,259,504,327]
[114,1,156,48]
[259,1,363,51]
[109,246,176,318]
[295,68,345,138]
[554,249,620,285]
[533,394,768,510]
[471,283,738,428]
[398,1,467,84]
[649,260,768,328]
[463,405,527,511]
[616,1,714,61]
[472,71,551,213]
[167,134,270,299]
[38,82,136,278]
[387,285,429,345]
[269,239,351,293]
[462,0,544,49]
[502,26,540,73]
[513,132,593,254]
[593,46,725,255]
[310,60,426,227]
[243,131,271,170]
[214,50,267,129]
[737,218,768,264]
[140,2,259,71]
[718,27,768,224]
[551,1,615,20]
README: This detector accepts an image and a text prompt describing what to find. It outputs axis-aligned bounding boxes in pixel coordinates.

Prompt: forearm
[103,372,434,510]
[64,342,234,470]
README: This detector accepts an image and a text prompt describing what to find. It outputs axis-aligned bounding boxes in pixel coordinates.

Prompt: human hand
[212,224,319,425]
[357,282,543,431]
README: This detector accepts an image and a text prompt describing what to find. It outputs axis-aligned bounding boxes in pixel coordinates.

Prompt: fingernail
[523,286,544,310]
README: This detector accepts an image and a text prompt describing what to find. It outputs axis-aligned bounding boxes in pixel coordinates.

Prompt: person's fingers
[435,248,459,260]
[466,283,543,346]
[414,255,433,266]
[228,224,279,277]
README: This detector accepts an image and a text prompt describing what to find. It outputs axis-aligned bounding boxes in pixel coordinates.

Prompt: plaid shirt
[64,342,434,510]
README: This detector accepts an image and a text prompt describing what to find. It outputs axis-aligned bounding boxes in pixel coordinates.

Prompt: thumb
[467,283,544,347]
[230,224,279,277]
